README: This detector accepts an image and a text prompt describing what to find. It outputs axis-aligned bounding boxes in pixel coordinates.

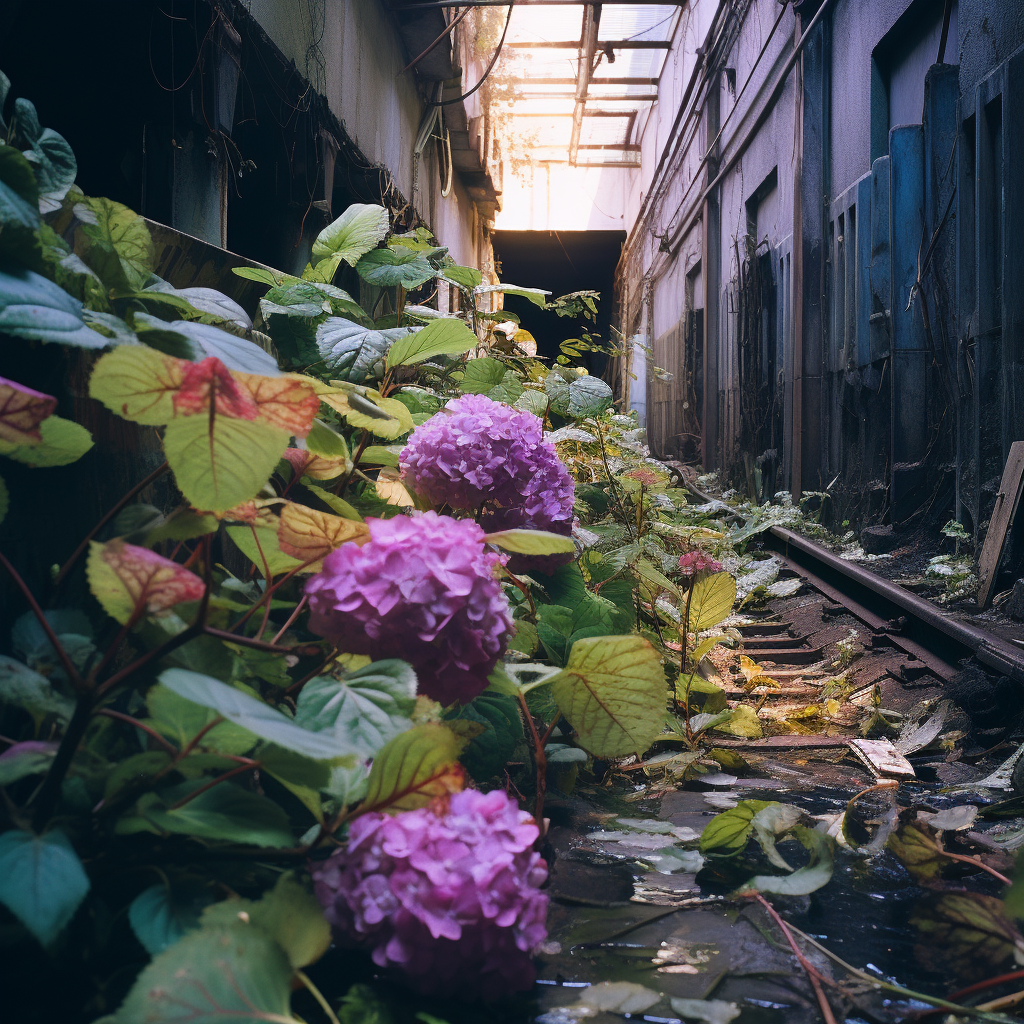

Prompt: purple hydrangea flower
[305,512,512,705]
[312,788,549,1000]
[400,394,574,517]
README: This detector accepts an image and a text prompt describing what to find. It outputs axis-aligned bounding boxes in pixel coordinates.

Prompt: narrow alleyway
[2,2,1024,1024]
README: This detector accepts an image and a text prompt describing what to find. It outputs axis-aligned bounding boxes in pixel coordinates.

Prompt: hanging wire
[425,3,513,106]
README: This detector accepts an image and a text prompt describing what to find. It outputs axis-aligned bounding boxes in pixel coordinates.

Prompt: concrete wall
[246,0,485,268]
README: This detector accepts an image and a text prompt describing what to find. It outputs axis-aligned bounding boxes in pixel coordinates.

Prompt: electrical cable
[425,3,513,106]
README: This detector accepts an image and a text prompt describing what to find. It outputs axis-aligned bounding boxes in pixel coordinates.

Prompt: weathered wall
[246,0,484,268]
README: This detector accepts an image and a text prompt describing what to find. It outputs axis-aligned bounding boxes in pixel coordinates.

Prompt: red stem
[271,596,307,645]
[0,551,86,693]
[52,461,169,592]
[167,760,259,809]
[516,693,547,837]
[94,708,177,756]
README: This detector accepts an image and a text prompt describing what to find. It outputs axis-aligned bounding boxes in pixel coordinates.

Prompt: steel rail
[766,527,1024,683]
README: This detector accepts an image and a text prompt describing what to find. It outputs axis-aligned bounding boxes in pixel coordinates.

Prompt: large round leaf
[686,571,737,632]
[355,248,435,289]
[162,414,286,514]
[310,202,389,277]
[110,923,294,1023]
[549,635,666,757]
[0,267,108,347]
[316,318,412,383]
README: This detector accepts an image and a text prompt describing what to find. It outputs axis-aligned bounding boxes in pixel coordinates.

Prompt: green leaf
[145,684,256,755]
[709,703,762,738]
[306,417,349,459]
[0,144,40,230]
[225,522,303,577]
[0,266,108,347]
[475,282,550,308]
[358,444,400,467]
[232,266,294,287]
[25,129,76,212]
[128,781,295,847]
[0,741,57,786]
[158,669,356,760]
[310,203,389,279]
[0,413,93,466]
[340,984,397,1024]
[294,660,417,760]
[201,873,330,969]
[163,414,287,514]
[484,529,576,555]
[74,196,154,292]
[128,882,214,956]
[444,692,523,780]
[0,829,90,946]
[749,802,803,870]
[513,389,546,417]
[549,635,667,757]
[457,356,504,392]
[887,822,950,883]
[699,799,776,856]
[545,369,613,418]
[317,318,409,383]
[300,482,363,522]
[0,655,74,722]
[440,265,482,290]
[386,317,476,368]
[110,923,295,1023]
[686,571,737,632]
[360,722,468,814]
[735,826,835,896]
[167,320,283,376]
[355,248,435,290]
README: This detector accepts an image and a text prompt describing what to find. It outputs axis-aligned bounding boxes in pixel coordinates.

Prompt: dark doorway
[491,230,625,378]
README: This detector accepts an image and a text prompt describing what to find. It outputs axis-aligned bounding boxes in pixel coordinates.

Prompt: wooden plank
[976,440,1024,608]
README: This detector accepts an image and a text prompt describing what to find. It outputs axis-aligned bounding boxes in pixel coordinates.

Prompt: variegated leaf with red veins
[88,346,189,425]
[0,378,58,445]
[86,539,206,625]
[359,723,468,815]
[237,373,319,437]
[282,448,348,481]
[173,357,259,420]
[277,501,370,571]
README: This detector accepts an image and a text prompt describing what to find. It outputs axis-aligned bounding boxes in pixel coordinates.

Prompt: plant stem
[167,760,259,809]
[754,893,838,1024]
[782,912,1011,1021]
[271,596,307,645]
[516,693,547,837]
[594,417,635,539]
[296,970,341,1024]
[32,695,93,829]
[285,650,338,696]
[94,709,178,756]
[52,461,169,593]
[940,851,1012,886]
[503,567,537,622]
[335,429,369,495]
[0,551,86,693]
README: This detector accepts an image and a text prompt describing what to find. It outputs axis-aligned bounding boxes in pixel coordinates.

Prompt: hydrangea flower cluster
[400,393,575,572]
[312,788,549,1000]
[679,550,723,576]
[305,512,512,705]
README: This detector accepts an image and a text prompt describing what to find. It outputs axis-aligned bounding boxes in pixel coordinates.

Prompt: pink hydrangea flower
[312,788,549,1000]
[678,550,723,577]
[304,512,512,705]
[400,393,575,527]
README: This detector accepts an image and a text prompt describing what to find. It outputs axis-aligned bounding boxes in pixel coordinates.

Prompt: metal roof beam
[522,77,659,85]
[508,39,671,49]
[501,92,658,101]
[569,4,601,166]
